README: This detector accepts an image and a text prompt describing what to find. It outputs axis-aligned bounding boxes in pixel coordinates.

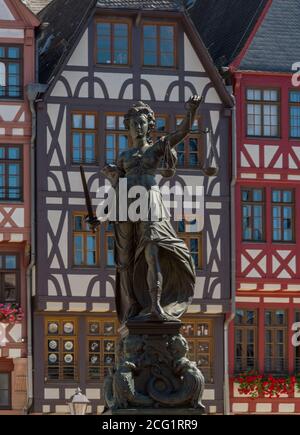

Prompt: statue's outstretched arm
[166,95,203,148]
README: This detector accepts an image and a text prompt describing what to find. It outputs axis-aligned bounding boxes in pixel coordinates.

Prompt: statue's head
[169,335,189,358]
[124,101,155,144]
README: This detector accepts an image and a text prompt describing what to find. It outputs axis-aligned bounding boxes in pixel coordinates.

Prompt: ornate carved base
[104,320,205,413]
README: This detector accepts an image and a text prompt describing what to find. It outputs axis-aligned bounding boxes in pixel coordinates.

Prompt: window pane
[272,190,281,202]
[156,118,166,131]
[85,115,95,129]
[160,52,174,67]
[263,90,278,101]
[0,390,9,407]
[4,273,16,301]
[253,189,262,202]
[144,25,157,38]
[72,114,82,129]
[265,311,272,326]
[5,255,16,269]
[8,47,20,59]
[144,52,157,66]
[114,51,128,65]
[283,191,292,203]
[145,38,156,52]
[74,215,83,231]
[114,23,128,36]
[8,147,19,160]
[276,310,285,325]
[97,23,110,36]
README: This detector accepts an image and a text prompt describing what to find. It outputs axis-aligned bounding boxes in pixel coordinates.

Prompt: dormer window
[95,20,129,65]
[143,23,176,68]
[0,46,22,99]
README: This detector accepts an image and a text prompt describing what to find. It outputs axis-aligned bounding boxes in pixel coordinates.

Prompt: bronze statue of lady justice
[82,95,212,324]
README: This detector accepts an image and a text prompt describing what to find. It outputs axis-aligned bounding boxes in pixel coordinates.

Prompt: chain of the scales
[158,137,177,178]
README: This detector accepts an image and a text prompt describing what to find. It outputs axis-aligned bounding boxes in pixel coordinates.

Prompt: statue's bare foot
[150,303,179,322]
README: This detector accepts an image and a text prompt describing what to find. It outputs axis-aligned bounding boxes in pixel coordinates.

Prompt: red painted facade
[0,0,39,413]
[229,70,300,413]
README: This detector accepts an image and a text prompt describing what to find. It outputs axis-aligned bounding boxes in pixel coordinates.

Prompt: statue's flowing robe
[109,137,196,323]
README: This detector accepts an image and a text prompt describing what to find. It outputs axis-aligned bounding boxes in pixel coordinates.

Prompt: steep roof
[37,0,186,85]
[240,0,300,72]
[188,0,268,68]
[22,0,52,14]
[36,0,233,106]
[37,0,96,84]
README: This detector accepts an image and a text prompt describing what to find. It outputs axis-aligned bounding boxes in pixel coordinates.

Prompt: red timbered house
[191,0,300,414]
[0,0,39,413]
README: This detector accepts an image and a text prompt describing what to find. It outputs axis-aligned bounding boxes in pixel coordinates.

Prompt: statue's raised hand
[185,95,203,112]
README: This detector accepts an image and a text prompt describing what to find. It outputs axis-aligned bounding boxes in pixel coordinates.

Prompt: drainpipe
[224,88,237,415]
[25,83,47,414]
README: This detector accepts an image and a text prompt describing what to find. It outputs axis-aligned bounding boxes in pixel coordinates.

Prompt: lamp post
[67,387,90,415]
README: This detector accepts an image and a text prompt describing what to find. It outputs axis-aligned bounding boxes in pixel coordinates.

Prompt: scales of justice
[80,96,218,414]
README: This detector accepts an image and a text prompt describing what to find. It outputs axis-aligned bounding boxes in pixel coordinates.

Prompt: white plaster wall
[69,275,98,297]
[141,75,178,101]
[184,76,210,100]
[184,34,205,72]
[67,29,88,67]
[0,105,20,121]
[61,71,88,96]
[94,72,132,99]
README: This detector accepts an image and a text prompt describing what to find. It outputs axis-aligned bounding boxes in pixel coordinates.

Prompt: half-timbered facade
[191,0,300,414]
[0,0,39,413]
[34,0,233,414]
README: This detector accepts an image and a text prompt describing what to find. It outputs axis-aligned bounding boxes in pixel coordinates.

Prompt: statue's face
[129,114,148,141]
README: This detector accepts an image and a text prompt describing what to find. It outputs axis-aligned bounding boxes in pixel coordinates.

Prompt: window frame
[94,18,131,67]
[175,116,204,169]
[177,220,203,270]
[152,114,169,142]
[71,111,98,165]
[234,309,258,374]
[0,144,23,202]
[241,187,265,242]
[0,253,20,304]
[181,318,214,384]
[45,318,78,383]
[271,189,295,243]
[245,88,281,138]
[142,21,177,69]
[72,212,100,268]
[289,89,300,139]
[0,44,23,100]
[0,372,11,410]
[86,317,118,383]
[295,311,300,373]
[105,222,115,268]
[104,112,129,164]
[264,309,288,375]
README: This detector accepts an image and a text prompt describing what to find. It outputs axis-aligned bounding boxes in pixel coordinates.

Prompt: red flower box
[234,372,297,399]
[0,303,24,324]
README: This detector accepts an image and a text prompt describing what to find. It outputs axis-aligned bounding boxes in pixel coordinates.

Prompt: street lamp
[67,387,90,415]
